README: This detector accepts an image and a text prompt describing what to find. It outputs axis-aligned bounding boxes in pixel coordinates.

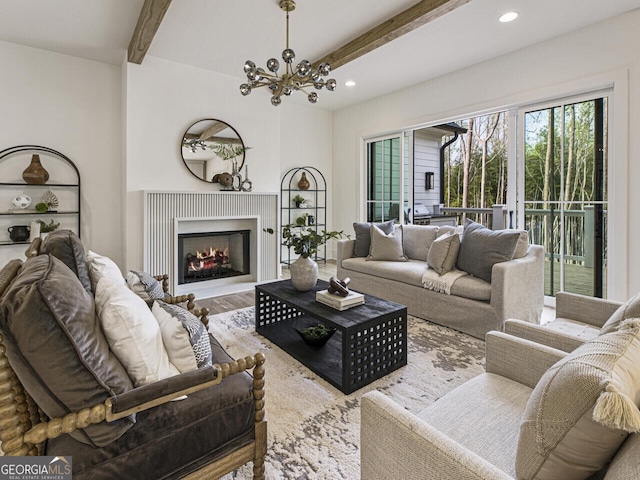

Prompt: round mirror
[180,119,246,182]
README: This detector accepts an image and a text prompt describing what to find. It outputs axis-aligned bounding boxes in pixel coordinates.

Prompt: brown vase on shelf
[22,154,49,184]
[298,171,310,190]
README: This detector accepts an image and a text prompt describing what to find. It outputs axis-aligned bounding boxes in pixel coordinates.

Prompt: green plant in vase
[211,142,252,173]
[37,219,60,233]
[282,216,346,259]
[292,194,306,208]
[264,220,348,291]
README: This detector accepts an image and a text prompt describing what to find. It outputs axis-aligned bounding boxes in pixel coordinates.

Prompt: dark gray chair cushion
[456,219,521,282]
[353,220,395,257]
[46,335,256,480]
[40,229,93,294]
[0,255,134,447]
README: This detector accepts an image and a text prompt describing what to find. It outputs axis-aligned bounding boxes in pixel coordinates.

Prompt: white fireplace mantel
[143,191,279,298]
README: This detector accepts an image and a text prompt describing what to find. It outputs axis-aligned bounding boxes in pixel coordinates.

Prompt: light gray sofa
[336,224,544,339]
[361,329,640,480]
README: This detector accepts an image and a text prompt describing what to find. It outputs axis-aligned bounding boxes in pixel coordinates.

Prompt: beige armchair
[504,291,640,352]
[361,327,640,480]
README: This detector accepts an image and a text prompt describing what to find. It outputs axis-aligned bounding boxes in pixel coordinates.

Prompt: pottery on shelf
[11,195,32,209]
[298,171,310,190]
[22,154,49,185]
[8,225,30,242]
[289,255,318,291]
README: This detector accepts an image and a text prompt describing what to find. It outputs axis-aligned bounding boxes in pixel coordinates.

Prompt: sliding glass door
[519,96,607,297]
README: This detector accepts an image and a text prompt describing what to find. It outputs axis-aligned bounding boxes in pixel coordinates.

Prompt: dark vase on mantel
[22,154,49,184]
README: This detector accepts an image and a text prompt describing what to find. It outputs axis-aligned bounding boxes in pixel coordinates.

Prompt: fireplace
[178,230,250,285]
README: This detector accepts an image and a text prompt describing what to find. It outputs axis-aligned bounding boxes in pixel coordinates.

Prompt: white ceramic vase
[290,255,319,291]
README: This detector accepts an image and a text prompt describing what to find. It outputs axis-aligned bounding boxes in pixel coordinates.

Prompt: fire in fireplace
[178,230,250,285]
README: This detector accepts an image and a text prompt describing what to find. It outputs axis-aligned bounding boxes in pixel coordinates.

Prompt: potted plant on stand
[269,215,348,291]
[292,194,306,208]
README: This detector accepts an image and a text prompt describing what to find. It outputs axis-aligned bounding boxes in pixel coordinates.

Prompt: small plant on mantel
[211,142,252,171]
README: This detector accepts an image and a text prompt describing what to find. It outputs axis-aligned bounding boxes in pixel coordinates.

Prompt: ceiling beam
[128,0,173,64]
[198,122,228,141]
[312,0,471,70]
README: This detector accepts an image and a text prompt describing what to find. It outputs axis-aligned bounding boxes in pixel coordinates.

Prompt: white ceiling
[2,0,640,111]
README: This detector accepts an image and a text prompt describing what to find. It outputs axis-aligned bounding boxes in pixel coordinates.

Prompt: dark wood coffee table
[255,279,407,394]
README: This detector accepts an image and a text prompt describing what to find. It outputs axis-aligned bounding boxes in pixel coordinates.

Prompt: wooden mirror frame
[180,119,246,183]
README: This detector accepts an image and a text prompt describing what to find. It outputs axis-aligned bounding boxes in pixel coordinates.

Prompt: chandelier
[239,0,336,106]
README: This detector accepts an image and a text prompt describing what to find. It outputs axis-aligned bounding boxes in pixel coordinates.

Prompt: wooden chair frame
[0,243,267,479]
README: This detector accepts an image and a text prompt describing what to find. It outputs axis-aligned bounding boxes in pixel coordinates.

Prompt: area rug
[205,307,485,480]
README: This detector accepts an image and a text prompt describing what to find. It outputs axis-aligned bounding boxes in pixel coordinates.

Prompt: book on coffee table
[316,289,365,311]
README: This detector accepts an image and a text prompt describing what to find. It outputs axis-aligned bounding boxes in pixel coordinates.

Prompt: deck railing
[441,205,606,268]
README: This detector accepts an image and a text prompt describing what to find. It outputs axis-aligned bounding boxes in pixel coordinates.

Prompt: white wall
[332,10,640,301]
[0,40,123,267]
[124,56,333,269]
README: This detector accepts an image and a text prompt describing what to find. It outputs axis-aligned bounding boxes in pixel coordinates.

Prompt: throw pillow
[94,277,180,386]
[456,219,521,282]
[40,229,93,294]
[600,291,640,335]
[0,255,134,447]
[156,302,213,369]
[513,230,530,259]
[353,220,395,257]
[427,231,460,275]
[516,319,640,480]
[151,301,198,374]
[126,270,167,302]
[367,224,408,262]
[86,250,124,292]
[402,225,440,261]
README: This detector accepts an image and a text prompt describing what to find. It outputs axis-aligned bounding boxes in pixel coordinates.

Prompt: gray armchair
[361,328,640,480]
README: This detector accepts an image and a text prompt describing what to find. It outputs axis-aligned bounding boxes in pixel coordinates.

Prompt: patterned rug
[205,306,485,480]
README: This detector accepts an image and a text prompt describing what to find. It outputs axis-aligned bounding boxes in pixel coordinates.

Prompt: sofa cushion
[449,275,492,302]
[418,373,532,477]
[601,291,640,335]
[45,334,256,480]
[456,220,520,282]
[95,277,180,386]
[402,225,439,261]
[151,301,198,374]
[86,250,124,291]
[0,255,135,447]
[40,229,93,294]
[516,320,640,480]
[353,220,395,257]
[342,257,427,288]
[126,270,167,302]
[155,302,213,369]
[368,224,408,262]
[427,231,460,275]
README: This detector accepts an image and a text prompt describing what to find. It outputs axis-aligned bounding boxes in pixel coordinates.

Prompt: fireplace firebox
[178,230,250,285]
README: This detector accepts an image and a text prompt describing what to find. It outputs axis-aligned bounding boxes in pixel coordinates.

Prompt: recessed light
[499,11,518,23]
[345,80,356,87]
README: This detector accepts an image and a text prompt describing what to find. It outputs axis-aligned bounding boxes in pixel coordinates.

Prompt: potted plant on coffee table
[275,216,348,291]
